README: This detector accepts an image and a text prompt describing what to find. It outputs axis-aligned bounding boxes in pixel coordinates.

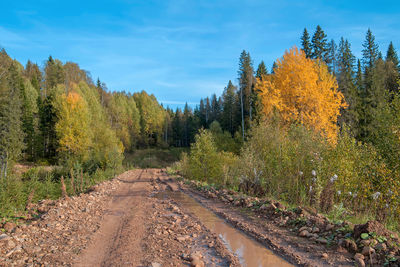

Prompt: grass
[0,165,122,220]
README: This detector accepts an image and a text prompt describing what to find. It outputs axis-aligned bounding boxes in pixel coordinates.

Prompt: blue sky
[1,0,399,109]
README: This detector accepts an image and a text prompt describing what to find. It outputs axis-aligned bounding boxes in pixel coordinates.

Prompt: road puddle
[157,191,293,267]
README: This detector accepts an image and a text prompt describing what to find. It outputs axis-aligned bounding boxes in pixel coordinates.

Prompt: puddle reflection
[161,191,293,267]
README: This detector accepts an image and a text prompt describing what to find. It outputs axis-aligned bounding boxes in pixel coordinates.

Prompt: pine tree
[300,28,312,58]
[256,61,268,80]
[386,41,399,71]
[311,25,328,60]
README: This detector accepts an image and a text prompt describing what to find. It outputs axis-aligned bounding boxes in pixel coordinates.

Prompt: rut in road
[74,169,151,266]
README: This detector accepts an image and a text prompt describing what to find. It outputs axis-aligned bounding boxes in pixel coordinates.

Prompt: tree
[362,29,379,71]
[326,39,337,74]
[256,61,268,79]
[55,91,91,162]
[255,47,346,143]
[0,62,25,178]
[336,38,358,133]
[311,25,328,60]
[133,91,165,146]
[300,28,312,58]
[221,80,237,135]
[271,61,277,74]
[237,50,254,139]
[386,41,399,71]
[21,80,39,160]
[44,56,65,96]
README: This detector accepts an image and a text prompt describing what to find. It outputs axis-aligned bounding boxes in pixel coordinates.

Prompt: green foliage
[311,25,328,60]
[0,165,121,218]
[123,148,187,169]
[181,129,239,186]
[301,28,312,58]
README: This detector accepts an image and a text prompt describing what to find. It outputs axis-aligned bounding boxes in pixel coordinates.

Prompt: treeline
[0,49,172,178]
[177,26,399,149]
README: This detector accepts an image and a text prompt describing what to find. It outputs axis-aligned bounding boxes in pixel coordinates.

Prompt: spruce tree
[237,50,254,139]
[0,63,25,178]
[221,81,237,135]
[386,41,399,71]
[271,61,277,74]
[326,39,337,74]
[256,61,268,80]
[300,28,312,58]
[337,38,358,133]
[311,25,328,60]
[362,29,379,71]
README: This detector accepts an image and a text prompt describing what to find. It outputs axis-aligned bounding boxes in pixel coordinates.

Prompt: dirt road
[0,169,358,266]
[74,169,239,267]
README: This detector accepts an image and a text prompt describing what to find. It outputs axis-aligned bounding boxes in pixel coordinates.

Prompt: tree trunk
[240,88,245,140]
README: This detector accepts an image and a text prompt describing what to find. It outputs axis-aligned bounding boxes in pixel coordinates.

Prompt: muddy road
[0,169,356,266]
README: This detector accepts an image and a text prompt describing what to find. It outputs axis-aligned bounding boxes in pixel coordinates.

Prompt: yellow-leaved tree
[255,47,346,143]
[55,90,91,161]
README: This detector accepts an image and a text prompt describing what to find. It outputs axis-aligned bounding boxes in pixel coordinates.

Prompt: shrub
[180,128,239,187]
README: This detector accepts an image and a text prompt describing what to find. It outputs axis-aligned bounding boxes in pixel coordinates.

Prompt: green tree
[386,41,399,71]
[0,62,25,178]
[237,50,254,139]
[188,129,221,182]
[362,29,380,71]
[311,25,328,60]
[133,91,165,146]
[337,38,358,134]
[21,80,39,160]
[44,56,65,96]
[256,61,268,79]
[300,28,312,58]
[221,81,238,135]
[326,39,337,74]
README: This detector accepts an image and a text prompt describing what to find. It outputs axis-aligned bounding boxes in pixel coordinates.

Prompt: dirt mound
[353,221,393,239]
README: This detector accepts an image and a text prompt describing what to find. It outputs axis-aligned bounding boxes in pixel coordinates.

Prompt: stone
[325,224,334,231]
[361,246,375,256]
[316,237,328,245]
[321,253,328,259]
[3,222,16,233]
[299,230,310,237]
[355,257,365,267]
[5,245,22,257]
[151,262,161,267]
[6,239,16,249]
[0,234,10,241]
[354,253,364,260]
[343,239,358,253]
[298,226,308,232]
[312,227,320,233]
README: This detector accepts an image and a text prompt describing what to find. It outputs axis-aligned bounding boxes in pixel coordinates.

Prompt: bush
[180,129,239,186]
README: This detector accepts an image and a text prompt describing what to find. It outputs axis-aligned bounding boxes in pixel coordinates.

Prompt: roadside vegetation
[176,27,400,234]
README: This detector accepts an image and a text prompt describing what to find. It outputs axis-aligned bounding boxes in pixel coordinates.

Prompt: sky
[1,0,400,109]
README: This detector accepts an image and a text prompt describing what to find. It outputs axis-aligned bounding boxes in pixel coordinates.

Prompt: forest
[1,25,400,231]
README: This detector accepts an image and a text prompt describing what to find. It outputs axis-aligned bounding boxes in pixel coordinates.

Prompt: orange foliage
[255,47,346,143]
